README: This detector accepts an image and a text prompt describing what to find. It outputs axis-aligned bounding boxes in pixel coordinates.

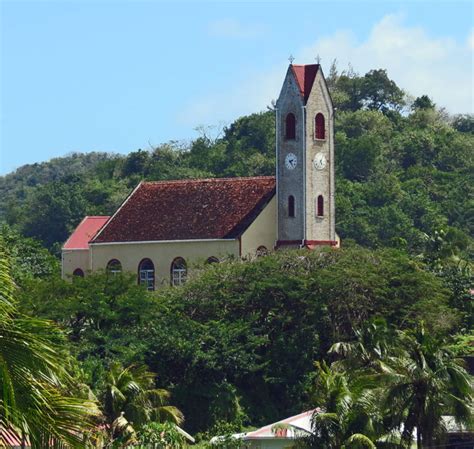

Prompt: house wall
[88,239,239,287]
[62,249,90,277]
[244,439,296,449]
[240,197,277,256]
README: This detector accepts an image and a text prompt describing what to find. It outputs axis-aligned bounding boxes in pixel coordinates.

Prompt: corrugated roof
[92,177,276,243]
[63,216,110,250]
[291,64,319,103]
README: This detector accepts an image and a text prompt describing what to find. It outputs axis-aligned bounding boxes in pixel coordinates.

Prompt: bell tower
[275,64,337,249]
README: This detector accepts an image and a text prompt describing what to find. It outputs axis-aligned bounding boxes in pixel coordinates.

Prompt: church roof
[291,64,320,103]
[92,176,276,244]
[63,216,110,250]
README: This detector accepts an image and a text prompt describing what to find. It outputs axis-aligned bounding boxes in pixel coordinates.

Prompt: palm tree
[378,325,473,449]
[101,362,183,445]
[331,320,473,449]
[304,361,379,449]
[0,243,99,448]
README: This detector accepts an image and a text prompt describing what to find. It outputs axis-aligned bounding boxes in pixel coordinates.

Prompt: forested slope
[1,65,472,438]
[1,66,472,262]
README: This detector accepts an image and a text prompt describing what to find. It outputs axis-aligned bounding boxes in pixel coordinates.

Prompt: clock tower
[275,64,337,249]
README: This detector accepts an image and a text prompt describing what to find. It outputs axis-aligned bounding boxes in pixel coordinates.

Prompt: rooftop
[63,216,110,250]
[92,176,276,243]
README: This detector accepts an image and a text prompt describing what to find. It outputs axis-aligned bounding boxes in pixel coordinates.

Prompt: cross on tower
[315,54,321,64]
[288,54,295,64]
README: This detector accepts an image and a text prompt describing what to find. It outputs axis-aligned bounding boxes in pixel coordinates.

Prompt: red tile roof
[92,177,276,243]
[63,216,110,250]
[291,64,319,103]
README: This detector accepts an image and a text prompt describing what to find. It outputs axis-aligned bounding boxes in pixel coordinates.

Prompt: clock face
[314,152,327,170]
[285,153,298,170]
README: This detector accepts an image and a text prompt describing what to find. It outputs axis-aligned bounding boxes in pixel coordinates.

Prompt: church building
[62,63,339,289]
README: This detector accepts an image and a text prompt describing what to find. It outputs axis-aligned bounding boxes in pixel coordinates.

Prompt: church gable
[92,177,276,243]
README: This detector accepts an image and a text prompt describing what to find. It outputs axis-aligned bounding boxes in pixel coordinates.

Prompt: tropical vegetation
[0,63,472,446]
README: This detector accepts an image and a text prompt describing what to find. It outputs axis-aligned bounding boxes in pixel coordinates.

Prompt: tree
[303,362,378,449]
[0,242,98,448]
[412,96,435,110]
[101,362,183,445]
[379,325,473,449]
[361,69,405,113]
[19,181,88,251]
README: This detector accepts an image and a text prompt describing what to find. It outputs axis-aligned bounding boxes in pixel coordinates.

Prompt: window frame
[72,268,84,278]
[315,113,325,140]
[288,195,295,218]
[171,257,187,286]
[317,195,324,217]
[138,258,155,291]
[256,246,268,257]
[106,259,122,276]
[285,113,296,140]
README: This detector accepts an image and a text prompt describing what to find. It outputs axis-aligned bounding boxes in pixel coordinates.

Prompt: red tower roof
[291,64,320,102]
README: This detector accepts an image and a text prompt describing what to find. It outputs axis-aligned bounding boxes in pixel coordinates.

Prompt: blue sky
[1,0,473,175]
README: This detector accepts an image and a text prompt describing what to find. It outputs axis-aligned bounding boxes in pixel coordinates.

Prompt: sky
[1,0,473,175]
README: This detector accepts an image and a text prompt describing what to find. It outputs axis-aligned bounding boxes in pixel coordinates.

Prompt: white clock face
[314,153,327,170]
[285,153,298,170]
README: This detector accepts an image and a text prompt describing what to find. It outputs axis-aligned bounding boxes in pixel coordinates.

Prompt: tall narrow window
[288,195,295,217]
[138,258,155,291]
[317,195,324,217]
[285,113,296,140]
[171,257,187,286]
[107,259,122,276]
[73,268,84,277]
[315,113,325,140]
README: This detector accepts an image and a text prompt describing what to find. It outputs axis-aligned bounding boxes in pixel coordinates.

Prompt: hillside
[1,65,472,441]
[1,66,472,262]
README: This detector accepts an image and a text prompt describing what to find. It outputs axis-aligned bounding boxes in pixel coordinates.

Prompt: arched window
[171,257,187,286]
[285,113,296,140]
[315,113,325,140]
[288,195,295,217]
[106,259,122,276]
[206,257,219,264]
[256,246,268,257]
[317,195,324,217]
[138,258,155,291]
[73,268,84,277]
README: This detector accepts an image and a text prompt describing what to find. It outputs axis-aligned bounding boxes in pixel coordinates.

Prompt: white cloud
[180,14,473,128]
[207,18,266,39]
[299,14,473,114]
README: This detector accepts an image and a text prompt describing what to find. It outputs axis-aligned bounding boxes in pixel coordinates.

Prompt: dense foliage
[0,64,472,445]
[17,245,471,435]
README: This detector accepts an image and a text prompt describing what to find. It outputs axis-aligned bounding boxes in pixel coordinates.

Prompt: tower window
[106,259,122,276]
[171,257,187,286]
[138,258,155,291]
[288,195,295,217]
[315,113,325,140]
[285,113,296,140]
[317,195,324,217]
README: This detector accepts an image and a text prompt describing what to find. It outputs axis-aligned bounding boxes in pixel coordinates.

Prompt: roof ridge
[143,176,275,186]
